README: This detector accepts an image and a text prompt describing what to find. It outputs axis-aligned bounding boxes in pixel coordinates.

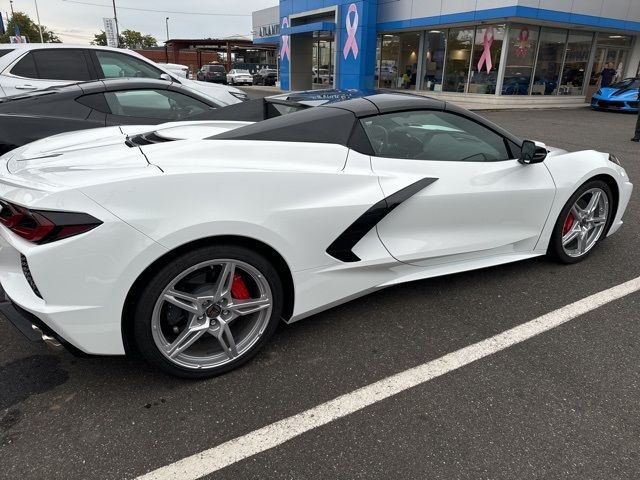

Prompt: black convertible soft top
[210,93,523,156]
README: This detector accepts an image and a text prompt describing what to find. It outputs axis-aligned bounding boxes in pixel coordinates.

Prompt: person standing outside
[599,62,617,87]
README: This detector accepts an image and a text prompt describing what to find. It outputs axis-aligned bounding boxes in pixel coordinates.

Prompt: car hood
[0,121,252,189]
[596,87,639,99]
[181,77,245,105]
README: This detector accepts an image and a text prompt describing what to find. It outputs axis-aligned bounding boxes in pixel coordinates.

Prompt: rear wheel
[134,245,283,378]
[548,180,612,264]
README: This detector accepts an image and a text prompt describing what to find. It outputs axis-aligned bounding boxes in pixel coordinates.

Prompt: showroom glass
[468,25,505,94]
[559,32,594,95]
[360,110,511,162]
[103,90,210,120]
[11,50,92,81]
[378,34,399,88]
[443,28,474,92]
[378,32,421,89]
[95,51,164,79]
[420,30,446,92]
[503,25,539,95]
[533,28,568,96]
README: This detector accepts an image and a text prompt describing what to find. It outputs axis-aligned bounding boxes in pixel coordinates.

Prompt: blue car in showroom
[591,77,639,112]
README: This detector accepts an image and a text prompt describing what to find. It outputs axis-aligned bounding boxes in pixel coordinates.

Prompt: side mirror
[519,140,547,164]
[159,73,172,82]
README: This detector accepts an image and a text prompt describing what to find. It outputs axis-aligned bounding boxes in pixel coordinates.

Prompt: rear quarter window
[11,53,38,78]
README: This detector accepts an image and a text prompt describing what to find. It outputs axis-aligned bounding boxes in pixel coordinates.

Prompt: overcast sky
[4,0,277,44]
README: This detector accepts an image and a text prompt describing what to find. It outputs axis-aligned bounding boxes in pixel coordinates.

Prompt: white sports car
[0,94,632,378]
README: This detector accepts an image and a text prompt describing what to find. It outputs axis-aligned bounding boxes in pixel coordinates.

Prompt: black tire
[547,179,613,264]
[133,244,283,379]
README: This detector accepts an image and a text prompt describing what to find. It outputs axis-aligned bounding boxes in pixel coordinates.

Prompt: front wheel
[548,180,613,264]
[133,245,283,378]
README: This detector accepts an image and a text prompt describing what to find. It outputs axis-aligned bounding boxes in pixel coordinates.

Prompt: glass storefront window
[596,33,633,47]
[443,28,474,92]
[533,28,567,95]
[503,25,539,95]
[378,34,399,88]
[378,32,421,89]
[468,25,505,94]
[420,30,446,92]
[559,31,593,95]
[398,32,422,89]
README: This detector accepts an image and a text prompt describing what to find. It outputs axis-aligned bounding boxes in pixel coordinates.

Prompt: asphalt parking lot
[1,104,640,480]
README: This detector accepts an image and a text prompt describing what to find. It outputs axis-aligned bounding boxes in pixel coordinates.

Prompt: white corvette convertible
[0,94,632,378]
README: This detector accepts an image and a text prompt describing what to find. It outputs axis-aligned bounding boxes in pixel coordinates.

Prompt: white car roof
[0,43,126,53]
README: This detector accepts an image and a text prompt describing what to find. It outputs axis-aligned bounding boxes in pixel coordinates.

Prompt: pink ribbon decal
[515,27,530,58]
[343,3,359,60]
[280,17,290,61]
[476,27,494,73]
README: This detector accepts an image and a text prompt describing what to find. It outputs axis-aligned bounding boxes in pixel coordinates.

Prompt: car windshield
[609,78,640,89]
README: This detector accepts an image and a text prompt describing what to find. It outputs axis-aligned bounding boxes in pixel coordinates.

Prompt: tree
[0,12,60,43]
[92,29,157,49]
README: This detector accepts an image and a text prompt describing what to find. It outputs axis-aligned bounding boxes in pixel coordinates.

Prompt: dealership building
[253,0,640,105]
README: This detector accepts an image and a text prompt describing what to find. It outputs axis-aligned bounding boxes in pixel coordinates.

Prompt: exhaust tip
[32,324,63,350]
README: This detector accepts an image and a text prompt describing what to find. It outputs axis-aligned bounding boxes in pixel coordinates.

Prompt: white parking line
[136,276,640,480]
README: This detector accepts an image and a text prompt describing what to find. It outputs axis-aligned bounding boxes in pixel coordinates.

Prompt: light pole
[9,0,14,15]
[165,17,170,41]
[165,17,170,63]
[112,0,120,47]
[34,0,44,42]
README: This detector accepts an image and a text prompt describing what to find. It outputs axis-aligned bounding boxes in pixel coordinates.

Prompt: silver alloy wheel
[151,259,273,370]
[561,187,609,258]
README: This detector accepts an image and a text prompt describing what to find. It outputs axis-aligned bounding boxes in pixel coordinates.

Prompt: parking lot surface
[1,106,639,480]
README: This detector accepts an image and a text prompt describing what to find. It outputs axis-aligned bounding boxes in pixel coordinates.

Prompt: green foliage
[92,29,157,49]
[0,12,60,43]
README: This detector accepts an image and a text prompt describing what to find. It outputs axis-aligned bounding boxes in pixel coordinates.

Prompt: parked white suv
[0,44,248,104]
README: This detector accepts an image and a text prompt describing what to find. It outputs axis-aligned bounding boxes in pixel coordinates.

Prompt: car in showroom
[591,77,639,112]
[253,68,277,86]
[196,64,227,84]
[0,94,631,378]
[0,83,363,155]
[226,69,253,86]
[0,43,248,104]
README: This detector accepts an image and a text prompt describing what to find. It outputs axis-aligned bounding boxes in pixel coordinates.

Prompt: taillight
[0,200,101,244]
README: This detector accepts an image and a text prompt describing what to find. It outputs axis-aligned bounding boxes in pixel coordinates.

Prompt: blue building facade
[253,1,640,97]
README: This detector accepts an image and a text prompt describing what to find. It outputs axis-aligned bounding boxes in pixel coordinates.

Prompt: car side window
[95,51,164,79]
[360,110,512,162]
[30,49,93,81]
[10,52,38,78]
[102,89,211,120]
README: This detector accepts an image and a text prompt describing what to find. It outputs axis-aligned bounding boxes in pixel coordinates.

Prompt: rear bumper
[0,289,87,355]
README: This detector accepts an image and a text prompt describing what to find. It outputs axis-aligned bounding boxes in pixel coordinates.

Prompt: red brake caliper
[231,274,251,300]
[562,212,575,236]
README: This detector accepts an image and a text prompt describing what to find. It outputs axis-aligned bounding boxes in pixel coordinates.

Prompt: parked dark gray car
[196,64,227,84]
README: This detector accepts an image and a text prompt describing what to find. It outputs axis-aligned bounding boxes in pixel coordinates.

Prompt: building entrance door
[312,32,335,89]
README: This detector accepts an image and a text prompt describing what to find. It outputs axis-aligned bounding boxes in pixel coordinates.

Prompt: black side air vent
[125,131,174,147]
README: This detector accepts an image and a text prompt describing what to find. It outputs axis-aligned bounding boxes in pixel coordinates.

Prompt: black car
[196,64,227,84]
[253,68,278,86]
[0,79,330,154]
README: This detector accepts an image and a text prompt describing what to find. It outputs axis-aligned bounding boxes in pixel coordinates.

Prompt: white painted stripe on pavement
[136,276,640,480]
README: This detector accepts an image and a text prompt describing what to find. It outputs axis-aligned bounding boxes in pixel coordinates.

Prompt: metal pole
[165,17,169,42]
[9,1,14,15]
[34,0,44,42]
[112,0,119,47]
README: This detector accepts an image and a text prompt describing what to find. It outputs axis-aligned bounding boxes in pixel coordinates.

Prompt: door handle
[15,85,37,90]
